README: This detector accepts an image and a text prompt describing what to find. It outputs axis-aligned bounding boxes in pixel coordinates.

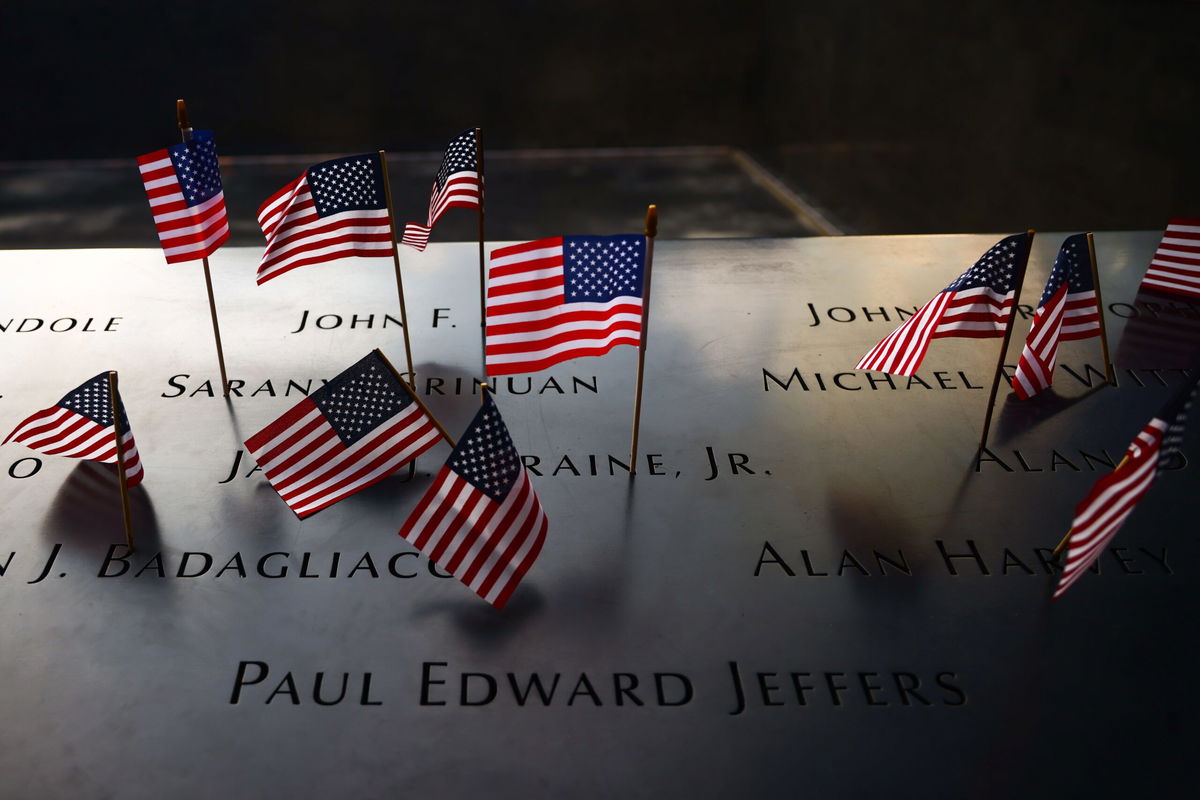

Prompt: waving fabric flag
[856,233,1030,377]
[4,373,143,488]
[1138,218,1200,299]
[256,153,394,285]
[1011,234,1102,399]
[137,130,230,264]
[401,129,480,251]
[1055,375,1198,598]
[244,352,442,518]
[398,392,548,609]
[486,234,647,375]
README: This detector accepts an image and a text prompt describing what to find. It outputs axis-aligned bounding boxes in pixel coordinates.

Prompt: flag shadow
[825,484,931,602]
[40,460,162,554]
[992,382,1110,446]
[411,583,546,649]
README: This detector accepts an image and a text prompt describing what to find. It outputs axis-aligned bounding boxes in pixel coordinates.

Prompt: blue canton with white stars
[168,130,222,207]
[563,235,646,303]
[1039,233,1095,307]
[943,233,1028,294]
[306,154,386,219]
[311,353,413,447]
[448,394,521,503]
[58,373,130,434]
[435,130,477,190]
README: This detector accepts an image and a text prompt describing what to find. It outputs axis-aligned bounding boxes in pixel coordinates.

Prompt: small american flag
[244,352,442,518]
[486,234,646,376]
[1138,218,1200,299]
[4,373,143,488]
[398,392,548,609]
[1012,234,1102,399]
[136,131,230,264]
[1055,374,1198,598]
[401,129,480,251]
[856,233,1030,377]
[256,153,394,285]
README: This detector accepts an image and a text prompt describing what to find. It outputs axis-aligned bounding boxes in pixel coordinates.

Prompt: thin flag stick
[480,382,489,406]
[378,150,416,379]
[475,127,488,372]
[629,205,659,476]
[107,371,136,552]
[978,229,1036,451]
[373,348,456,448]
[1086,233,1115,386]
[177,99,231,398]
[1051,454,1131,558]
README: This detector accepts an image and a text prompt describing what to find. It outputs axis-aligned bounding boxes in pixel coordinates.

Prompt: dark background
[2,0,1198,236]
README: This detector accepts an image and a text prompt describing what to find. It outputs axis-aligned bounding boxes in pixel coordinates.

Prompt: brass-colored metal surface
[0,234,1194,797]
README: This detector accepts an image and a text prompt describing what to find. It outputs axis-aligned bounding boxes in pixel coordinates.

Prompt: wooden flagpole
[978,229,1035,451]
[1051,454,1131,558]
[177,99,231,398]
[107,371,136,552]
[1086,233,1115,386]
[378,150,416,379]
[373,348,456,448]
[629,205,659,476]
[475,127,488,374]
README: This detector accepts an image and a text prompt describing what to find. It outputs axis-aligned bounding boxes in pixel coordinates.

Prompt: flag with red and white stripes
[244,351,442,518]
[4,373,143,488]
[400,129,480,252]
[255,153,394,285]
[856,233,1030,377]
[136,130,230,264]
[398,392,547,609]
[1012,234,1102,399]
[1139,218,1200,299]
[486,234,646,375]
[1055,374,1197,598]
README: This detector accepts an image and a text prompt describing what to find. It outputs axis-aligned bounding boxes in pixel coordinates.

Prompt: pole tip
[176,99,190,130]
[644,205,658,237]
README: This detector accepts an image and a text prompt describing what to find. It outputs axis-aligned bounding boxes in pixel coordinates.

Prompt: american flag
[256,153,394,285]
[401,129,480,251]
[1138,218,1200,299]
[1011,234,1102,399]
[4,373,143,488]
[1055,375,1198,598]
[398,392,548,609]
[136,130,230,264]
[243,352,442,518]
[856,233,1030,377]
[486,234,646,376]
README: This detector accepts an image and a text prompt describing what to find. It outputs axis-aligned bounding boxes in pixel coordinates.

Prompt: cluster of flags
[42,110,655,608]
[6,103,1198,605]
[854,223,1199,597]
